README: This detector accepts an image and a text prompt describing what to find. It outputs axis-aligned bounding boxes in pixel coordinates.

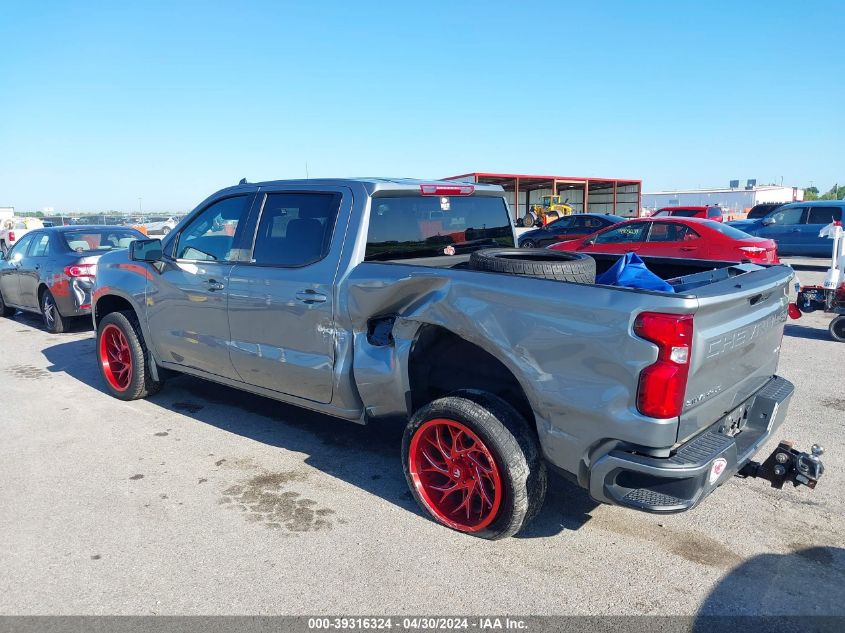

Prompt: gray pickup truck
[92,178,823,539]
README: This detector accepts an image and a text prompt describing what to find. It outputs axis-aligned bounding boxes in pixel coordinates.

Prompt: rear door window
[806,207,842,225]
[251,192,341,267]
[28,233,51,256]
[647,222,699,242]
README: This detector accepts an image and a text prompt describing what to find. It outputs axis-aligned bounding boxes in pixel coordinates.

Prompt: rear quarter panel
[343,262,698,480]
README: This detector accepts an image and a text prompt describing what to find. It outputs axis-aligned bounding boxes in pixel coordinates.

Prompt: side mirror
[762,217,776,226]
[130,238,163,262]
[585,238,596,246]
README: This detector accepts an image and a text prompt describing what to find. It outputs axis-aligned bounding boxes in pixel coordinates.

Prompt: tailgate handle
[749,292,770,306]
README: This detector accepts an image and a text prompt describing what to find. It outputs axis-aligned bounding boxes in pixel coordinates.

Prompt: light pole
[138,197,142,218]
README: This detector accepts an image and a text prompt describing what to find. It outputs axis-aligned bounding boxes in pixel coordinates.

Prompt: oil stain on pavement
[219,471,335,533]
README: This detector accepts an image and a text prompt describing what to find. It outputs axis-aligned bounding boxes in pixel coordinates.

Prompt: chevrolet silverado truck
[92,178,823,539]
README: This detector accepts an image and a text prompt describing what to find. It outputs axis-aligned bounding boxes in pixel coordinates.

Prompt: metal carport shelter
[444,172,642,221]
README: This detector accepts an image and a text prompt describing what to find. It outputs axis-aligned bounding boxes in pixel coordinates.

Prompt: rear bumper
[53,279,93,317]
[588,375,794,513]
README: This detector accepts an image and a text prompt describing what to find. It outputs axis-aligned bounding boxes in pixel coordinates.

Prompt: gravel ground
[0,266,843,616]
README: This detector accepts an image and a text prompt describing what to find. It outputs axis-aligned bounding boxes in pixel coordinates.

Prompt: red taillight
[419,184,475,196]
[64,263,96,278]
[739,246,767,260]
[634,312,694,418]
[8,231,15,242]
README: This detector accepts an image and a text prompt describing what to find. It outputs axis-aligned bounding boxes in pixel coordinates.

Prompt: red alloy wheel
[408,418,503,532]
[99,324,132,391]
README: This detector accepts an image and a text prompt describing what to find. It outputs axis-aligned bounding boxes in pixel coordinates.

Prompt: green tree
[819,183,844,200]
[804,186,819,201]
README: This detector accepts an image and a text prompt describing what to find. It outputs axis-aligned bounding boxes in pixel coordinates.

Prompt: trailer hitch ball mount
[737,441,825,489]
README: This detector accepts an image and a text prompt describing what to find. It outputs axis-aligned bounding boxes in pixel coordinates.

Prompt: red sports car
[549,217,780,264]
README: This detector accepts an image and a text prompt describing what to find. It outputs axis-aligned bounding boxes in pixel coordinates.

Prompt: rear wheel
[522,213,537,228]
[41,289,66,334]
[97,311,162,400]
[402,390,547,539]
[829,315,845,343]
[0,288,14,317]
[521,239,536,248]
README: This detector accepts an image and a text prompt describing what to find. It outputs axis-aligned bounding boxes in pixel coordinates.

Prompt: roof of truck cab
[240,177,506,194]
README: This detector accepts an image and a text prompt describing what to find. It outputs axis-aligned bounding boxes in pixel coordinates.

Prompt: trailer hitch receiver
[737,441,825,489]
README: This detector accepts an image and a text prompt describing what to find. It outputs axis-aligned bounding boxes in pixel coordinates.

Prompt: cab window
[806,207,842,225]
[251,192,341,267]
[770,207,807,225]
[175,196,250,261]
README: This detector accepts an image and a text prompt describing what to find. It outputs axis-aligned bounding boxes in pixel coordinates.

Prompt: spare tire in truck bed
[469,248,596,283]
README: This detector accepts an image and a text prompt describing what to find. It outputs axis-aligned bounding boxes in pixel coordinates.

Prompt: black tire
[162,226,171,235]
[523,213,536,228]
[469,248,596,283]
[96,311,163,400]
[402,390,547,540]
[521,239,536,249]
[0,288,14,317]
[829,315,845,343]
[41,289,67,334]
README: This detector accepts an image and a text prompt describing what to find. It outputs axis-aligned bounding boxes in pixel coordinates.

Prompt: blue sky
[1,0,842,212]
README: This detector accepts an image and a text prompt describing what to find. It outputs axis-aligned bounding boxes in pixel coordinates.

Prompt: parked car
[653,206,724,222]
[518,213,622,248]
[744,202,786,220]
[142,216,178,236]
[93,178,802,539]
[728,200,843,257]
[0,217,44,254]
[550,217,779,264]
[0,225,144,332]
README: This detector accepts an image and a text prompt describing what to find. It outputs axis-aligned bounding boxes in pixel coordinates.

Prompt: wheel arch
[93,293,138,327]
[406,323,538,434]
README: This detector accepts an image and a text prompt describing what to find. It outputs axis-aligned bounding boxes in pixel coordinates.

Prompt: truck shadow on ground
[41,337,597,538]
[693,546,845,625]
[784,323,833,342]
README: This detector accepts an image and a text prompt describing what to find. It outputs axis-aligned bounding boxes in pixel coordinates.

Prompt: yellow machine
[522,195,574,227]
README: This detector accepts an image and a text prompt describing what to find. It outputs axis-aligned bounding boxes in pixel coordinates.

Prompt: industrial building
[444,172,642,221]
[642,184,803,216]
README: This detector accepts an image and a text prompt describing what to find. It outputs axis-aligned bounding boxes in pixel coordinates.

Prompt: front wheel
[522,213,536,228]
[830,315,845,343]
[521,239,536,248]
[402,391,547,539]
[97,311,162,400]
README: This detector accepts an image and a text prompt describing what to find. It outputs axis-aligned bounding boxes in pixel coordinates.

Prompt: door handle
[295,289,328,304]
[206,279,225,291]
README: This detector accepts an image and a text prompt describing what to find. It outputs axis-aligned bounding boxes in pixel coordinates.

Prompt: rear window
[365,195,514,261]
[657,208,701,218]
[701,221,754,239]
[63,229,142,252]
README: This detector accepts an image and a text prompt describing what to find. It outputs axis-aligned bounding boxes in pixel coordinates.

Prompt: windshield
[365,195,514,261]
[63,229,142,252]
[747,206,776,219]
